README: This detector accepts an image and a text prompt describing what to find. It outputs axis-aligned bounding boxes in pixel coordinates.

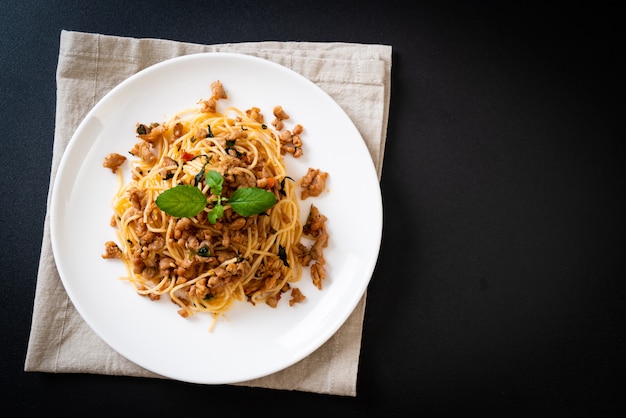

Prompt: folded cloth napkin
[24,30,391,397]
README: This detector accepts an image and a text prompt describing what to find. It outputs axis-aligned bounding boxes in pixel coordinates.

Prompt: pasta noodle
[102,81,329,329]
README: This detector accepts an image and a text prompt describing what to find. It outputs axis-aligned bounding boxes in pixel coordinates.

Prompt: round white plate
[50,52,382,384]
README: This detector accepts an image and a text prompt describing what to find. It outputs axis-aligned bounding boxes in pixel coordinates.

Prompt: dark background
[1,1,623,416]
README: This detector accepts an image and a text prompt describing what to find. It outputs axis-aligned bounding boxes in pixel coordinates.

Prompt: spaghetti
[102,80,329,328]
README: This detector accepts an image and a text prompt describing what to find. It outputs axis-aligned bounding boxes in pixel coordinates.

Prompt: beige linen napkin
[24,30,391,397]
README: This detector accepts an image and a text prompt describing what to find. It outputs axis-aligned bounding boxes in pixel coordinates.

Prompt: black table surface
[1,1,623,415]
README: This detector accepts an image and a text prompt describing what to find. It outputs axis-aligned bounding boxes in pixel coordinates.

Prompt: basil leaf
[278,244,290,267]
[229,188,276,217]
[207,204,224,224]
[194,158,210,186]
[155,184,206,218]
[205,170,223,196]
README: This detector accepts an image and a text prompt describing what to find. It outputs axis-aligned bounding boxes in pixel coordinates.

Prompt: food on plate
[101,80,329,328]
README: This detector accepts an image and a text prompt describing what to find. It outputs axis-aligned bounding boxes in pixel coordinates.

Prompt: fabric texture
[24,30,391,397]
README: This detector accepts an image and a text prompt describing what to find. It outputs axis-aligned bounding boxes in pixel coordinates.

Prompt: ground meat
[246,107,264,123]
[147,235,165,252]
[129,141,157,165]
[136,123,166,145]
[159,156,178,179]
[271,105,289,131]
[273,105,289,120]
[311,262,326,290]
[217,154,246,176]
[300,168,328,199]
[294,242,312,266]
[303,204,328,238]
[173,218,193,237]
[201,80,228,113]
[102,153,126,173]
[226,168,257,188]
[272,118,284,131]
[102,241,123,259]
[278,129,303,158]
[228,217,247,231]
[131,250,145,274]
[128,187,146,211]
[173,122,184,138]
[265,293,281,308]
[256,176,276,189]
[264,271,280,290]
[309,227,329,265]
[159,257,176,274]
[211,80,227,100]
[289,287,306,306]
[163,156,177,167]
[201,98,218,113]
[189,278,210,300]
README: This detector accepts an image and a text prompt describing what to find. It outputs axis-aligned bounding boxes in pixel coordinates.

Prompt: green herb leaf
[193,156,211,186]
[205,170,223,197]
[229,188,276,217]
[197,245,210,257]
[278,244,290,267]
[155,184,206,218]
[207,204,224,224]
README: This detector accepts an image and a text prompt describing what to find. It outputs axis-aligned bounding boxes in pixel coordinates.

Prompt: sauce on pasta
[102,81,329,329]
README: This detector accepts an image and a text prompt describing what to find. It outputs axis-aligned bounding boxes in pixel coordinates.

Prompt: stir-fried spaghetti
[102,81,329,328]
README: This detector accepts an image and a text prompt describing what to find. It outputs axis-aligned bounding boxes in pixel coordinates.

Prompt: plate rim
[49,51,383,384]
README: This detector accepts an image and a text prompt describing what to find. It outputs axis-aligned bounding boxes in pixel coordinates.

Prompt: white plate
[50,52,382,384]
